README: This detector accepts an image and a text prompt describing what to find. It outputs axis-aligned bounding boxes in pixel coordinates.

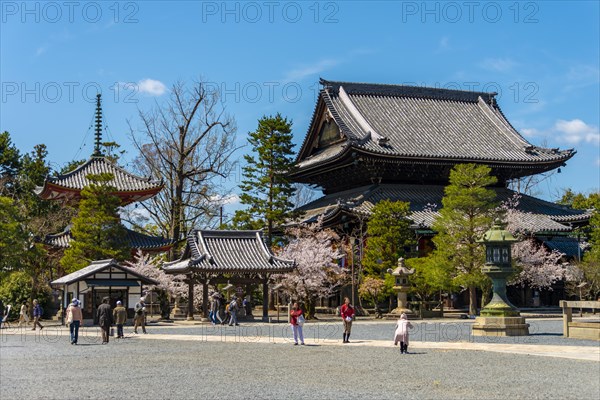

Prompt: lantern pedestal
[385,258,416,319]
[473,223,529,337]
[386,286,416,319]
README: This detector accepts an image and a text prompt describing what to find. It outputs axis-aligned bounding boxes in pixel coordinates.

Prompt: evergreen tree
[362,200,414,277]
[60,173,129,273]
[432,163,498,316]
[234,114,296,244]
[0,196,28,272]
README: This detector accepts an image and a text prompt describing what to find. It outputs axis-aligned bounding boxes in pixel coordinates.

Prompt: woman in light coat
[393,313,413,354]
[18,302,29,327]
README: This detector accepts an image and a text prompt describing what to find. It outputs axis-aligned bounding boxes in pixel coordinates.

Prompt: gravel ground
[1,324,599,400]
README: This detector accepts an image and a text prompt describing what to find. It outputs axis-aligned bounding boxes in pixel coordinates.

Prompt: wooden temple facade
[290,79,590,306]
[50,259,159,319]
[163,230,295,321]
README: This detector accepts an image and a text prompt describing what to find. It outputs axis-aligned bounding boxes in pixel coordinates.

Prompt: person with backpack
[134,297,147,334]
[289,302,305,345]
[65,299,83,344]
[31,299,44,331]
[228,295,239,326]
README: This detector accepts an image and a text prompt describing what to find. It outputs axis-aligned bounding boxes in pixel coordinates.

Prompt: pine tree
[363,200,414,277]
[234,114,296,244]
[60,173,129,273]
[432,163,498,316]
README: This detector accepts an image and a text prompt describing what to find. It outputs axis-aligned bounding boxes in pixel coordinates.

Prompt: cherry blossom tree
[500,194,567,290]
[275,218,346,318]
[126,249,187,300]
[127,250,207,316]
[358,276,386,317]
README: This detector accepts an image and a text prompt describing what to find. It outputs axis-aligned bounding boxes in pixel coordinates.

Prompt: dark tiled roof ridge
[44,225,174,250]
[47,156,162,190]
[320,78,496,103]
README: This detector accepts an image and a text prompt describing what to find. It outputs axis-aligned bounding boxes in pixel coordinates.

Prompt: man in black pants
[97,297,113,344]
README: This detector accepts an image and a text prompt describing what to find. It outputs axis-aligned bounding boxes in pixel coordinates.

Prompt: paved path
[4,322,599,362]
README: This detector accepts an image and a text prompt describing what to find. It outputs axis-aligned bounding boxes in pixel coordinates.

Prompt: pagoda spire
[92,93,103,156]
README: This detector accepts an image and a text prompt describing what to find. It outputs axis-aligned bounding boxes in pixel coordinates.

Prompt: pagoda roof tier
[163,230,295,275]
[44,225,175,253]
[295,183,591,235]
[35,156,163,205]
[291,79,575,193]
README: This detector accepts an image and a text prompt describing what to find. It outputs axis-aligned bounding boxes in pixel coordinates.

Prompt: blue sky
[1,1,599,218]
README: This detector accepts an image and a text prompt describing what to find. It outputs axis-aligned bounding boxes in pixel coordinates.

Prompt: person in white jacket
[393,313,413,354]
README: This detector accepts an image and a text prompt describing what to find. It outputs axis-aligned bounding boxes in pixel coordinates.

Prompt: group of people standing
[290,297,413,353]
[209,293,241,326]
[64,297,148,344]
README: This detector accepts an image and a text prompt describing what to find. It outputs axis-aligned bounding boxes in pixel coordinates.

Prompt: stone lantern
[387,257,415,317]
[472,220,529,336]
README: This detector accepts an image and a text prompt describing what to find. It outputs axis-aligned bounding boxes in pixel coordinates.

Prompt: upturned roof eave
[292,145,575,179]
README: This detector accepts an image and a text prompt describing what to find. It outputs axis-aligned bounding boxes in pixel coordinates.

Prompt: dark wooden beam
[187,279,194,320]
[262,277,269,322]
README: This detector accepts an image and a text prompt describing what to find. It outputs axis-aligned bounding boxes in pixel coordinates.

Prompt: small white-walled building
[51,259,158,319]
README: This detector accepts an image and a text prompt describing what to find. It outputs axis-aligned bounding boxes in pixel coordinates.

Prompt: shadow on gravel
[531,333,562,337]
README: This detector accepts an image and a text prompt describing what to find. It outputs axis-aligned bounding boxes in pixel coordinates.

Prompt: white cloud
[210,193,240,206]
[283,58,340,82]
[554,119,600,145]
[479,57,518,72]
[520,128,540,137]
[137,79,167,96]
[35,47,47,56]
[436,36,450,52]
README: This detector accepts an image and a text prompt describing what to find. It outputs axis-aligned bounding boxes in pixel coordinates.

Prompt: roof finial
[93,93,103,156]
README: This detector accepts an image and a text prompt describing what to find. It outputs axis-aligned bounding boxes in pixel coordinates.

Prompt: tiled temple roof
[293,79,574,186]
[44,226,175,252]
[295,183,591,234]
[542,236,589,259]
[163,230,295,275]
[35,156,163,205]
[51,259,159,286]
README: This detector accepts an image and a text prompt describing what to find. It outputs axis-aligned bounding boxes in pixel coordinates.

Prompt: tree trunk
[305,298,316,320]
[469,285,478,316]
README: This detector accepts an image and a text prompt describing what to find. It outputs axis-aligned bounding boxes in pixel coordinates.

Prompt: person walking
[228,296,239,326]
[0,299,4,329]
[113,301,127,338]
[97,297,113,344]
[211,294,223,325]
[340,297,355,343]
[65,299,83,344]
[18,301,29,327]
[289,302,305,345]
[134,297,147,334]
[31,299,44,331]
[394,313,413,354]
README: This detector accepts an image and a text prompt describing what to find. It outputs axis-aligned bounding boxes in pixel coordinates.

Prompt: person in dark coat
[97,297,113,344]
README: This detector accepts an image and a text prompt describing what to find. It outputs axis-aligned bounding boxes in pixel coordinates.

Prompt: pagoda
[291,79,590,304]
[37,94,175,254]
